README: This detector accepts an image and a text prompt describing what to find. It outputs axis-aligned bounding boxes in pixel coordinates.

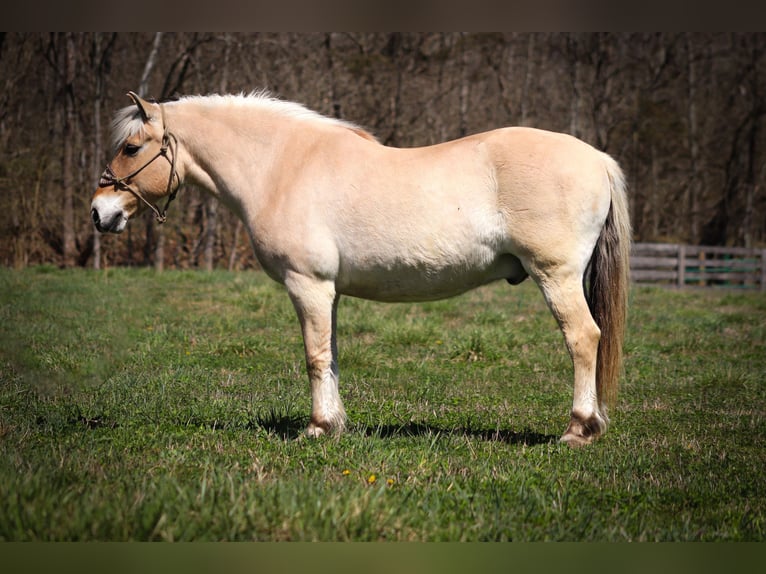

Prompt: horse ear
[127,91,155,123]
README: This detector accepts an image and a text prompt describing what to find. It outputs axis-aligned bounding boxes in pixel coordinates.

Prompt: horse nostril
[91,208,101,227]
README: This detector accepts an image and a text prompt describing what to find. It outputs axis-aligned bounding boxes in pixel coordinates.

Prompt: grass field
[0,266,764,541]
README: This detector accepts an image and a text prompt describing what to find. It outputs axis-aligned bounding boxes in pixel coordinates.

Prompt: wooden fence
[630,243,766,291]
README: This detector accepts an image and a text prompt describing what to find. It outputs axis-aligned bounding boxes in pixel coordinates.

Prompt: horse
[91,91,630,447]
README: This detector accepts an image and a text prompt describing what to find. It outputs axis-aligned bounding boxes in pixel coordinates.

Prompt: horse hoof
[559,411,606,447]
[305,423,327,438]
[559,432,593,448]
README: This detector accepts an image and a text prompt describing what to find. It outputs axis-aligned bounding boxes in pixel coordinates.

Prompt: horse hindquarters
[522,155,630,447]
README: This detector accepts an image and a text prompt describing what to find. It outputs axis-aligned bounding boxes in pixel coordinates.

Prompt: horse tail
[587,155,631,418]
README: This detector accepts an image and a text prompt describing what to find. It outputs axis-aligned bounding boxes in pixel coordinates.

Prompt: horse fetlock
[559,410,607,447]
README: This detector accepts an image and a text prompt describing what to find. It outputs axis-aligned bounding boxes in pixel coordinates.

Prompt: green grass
[0,267,764,541]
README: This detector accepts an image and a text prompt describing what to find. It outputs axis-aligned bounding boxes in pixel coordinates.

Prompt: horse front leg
[285,273,346,437]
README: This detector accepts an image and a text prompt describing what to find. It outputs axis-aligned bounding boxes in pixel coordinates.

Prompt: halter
[98,104,180,224]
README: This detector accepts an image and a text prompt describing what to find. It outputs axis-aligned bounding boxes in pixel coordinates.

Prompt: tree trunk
[203,34,231,272]
[324,33,341,119]
[61,33,77,268]
[568,34,582,138]
[91,32,110,270]
[203,196,218,271]
[519,33,537,126]
[685,35,701,244]
[650,143,660,239]
[136,33,165,271]
[227,220,242,271]
[458,33,469,138]
[139,32,163,97]
[489,34,516,122]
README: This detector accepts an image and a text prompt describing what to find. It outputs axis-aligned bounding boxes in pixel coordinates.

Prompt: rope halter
[98,103,180,224]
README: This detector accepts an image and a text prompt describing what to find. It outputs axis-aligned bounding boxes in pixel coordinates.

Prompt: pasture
[0,267,764,541]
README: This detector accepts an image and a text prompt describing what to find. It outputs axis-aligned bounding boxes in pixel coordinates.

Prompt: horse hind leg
[533,268,606,447]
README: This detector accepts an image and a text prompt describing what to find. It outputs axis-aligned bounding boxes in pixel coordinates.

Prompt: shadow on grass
[363,421,558,446]
[67,408,557,446]
[255,414,558,446]
[254,410,306,440]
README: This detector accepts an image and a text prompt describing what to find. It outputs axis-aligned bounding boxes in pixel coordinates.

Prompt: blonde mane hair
[110,91,376,152]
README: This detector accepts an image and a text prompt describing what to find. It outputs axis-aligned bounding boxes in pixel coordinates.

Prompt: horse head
[91,91,180,233]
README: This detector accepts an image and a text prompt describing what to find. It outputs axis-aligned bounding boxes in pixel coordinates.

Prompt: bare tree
[90,32,116,270]
[566,33,584,139]
[203,34,231,272]
[91,33,103,270]
[136,32,166,271]
[488,33,517,123]
[61,32,77,268]
[685,35,702,244]
[519,33,537,126]
[139,32,163,97]
[702,34,766,246]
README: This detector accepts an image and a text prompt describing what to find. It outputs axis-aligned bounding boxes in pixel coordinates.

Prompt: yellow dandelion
[342,469,350,476]
[386,478,395,486]
[367,474,377,485]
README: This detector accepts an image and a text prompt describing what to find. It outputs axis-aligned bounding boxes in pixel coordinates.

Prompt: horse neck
[168,101,285,215]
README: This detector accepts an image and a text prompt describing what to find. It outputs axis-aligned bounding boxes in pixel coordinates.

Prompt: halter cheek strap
[98,103,181,224]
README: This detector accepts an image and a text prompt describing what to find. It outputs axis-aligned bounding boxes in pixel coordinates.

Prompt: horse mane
[110,106,146,153]
[110,91,377,151]
[212,91,378,141]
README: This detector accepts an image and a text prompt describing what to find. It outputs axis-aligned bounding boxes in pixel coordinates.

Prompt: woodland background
[1,32,764,270]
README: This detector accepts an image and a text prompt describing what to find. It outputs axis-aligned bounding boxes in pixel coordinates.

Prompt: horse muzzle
[91,193,129,234]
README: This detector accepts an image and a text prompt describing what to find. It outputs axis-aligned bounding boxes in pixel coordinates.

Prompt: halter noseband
[98,104,180,224]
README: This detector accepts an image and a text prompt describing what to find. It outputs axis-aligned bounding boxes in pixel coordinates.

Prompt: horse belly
[336,248,524,302]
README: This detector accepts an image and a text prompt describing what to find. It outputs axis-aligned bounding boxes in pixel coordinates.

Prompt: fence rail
[630,242,766,291]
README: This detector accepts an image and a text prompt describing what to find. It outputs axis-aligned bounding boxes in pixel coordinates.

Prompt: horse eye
[123,143,140,157]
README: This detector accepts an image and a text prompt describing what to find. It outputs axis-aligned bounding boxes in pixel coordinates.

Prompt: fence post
[677,244,686,288]
[698,248,706,287]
